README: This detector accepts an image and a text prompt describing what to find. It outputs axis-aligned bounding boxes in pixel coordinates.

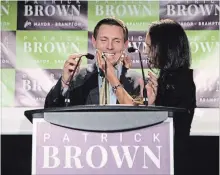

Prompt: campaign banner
[17,0,88,30]
[188,30,219,107]
[194,69,219,108]
[160,0,220,30]
[88,0,159,31]
[186,30,219,68]
[15,69,61,107]
[16,30,88,69]
[1,69,15,107]
[0,0,17,31]
[32,119,173,175]
[1,31,16,68]
[1,0,219,134]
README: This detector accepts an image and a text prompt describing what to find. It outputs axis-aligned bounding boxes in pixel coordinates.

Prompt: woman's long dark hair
[148,19,192,97]
[148,19,191,70]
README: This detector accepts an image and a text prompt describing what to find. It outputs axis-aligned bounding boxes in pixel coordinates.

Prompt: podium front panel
[32,118,173,175]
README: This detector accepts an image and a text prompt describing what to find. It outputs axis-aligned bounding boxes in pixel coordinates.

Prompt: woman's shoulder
[159,68,195,92]
[161,68,193,81]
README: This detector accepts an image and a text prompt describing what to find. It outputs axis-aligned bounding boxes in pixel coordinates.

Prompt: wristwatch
[112,84,122,93]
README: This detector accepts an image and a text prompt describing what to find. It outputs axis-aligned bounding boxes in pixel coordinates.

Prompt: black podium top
[25,105,186,122]
[24,105,186,132]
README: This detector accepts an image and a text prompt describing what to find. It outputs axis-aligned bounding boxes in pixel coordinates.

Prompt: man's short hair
[93,17,128,42]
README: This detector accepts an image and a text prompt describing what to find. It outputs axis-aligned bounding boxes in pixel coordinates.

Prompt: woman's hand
[139,71,158,105]
[96,50,116,80]
[146,71,158,105]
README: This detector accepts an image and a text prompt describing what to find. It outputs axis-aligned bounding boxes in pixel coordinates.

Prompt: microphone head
[85,53,95,60]
[101,52,106,60]
[127,47,137,53]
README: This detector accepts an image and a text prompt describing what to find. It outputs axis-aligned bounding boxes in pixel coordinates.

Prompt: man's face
[92,24,128,65]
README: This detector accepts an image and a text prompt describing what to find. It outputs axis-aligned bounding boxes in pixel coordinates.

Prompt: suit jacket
[44,64,142,108]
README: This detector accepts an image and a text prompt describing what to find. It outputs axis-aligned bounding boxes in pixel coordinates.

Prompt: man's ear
[92,35,96,48]
[124,40,129,49]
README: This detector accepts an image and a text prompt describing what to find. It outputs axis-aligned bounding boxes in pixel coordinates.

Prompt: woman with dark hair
[145,19,196,175]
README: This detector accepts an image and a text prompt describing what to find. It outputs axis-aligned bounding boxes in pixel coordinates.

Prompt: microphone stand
[127,47,148,106]
[101,53,108,105]
[138,50,148,106]
[64,56,82,107]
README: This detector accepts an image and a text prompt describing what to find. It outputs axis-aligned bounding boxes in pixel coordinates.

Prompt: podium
[25,105,185,175]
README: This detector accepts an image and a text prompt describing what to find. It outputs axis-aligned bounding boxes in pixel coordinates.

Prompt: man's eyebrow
[100,36,108,38]
[99,36,123,40]
[113,38,122,40]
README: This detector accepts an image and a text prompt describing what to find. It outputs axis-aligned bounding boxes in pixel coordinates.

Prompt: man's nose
[107,41,114,50]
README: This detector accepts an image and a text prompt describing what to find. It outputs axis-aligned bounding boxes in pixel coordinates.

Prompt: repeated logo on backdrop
[160,0,220,30]
[1,31,16,68]
[1,0,219,108]
[15,69,61,107]
[17,0,88,30]
[16,30,88,69]
[186,30,219,68]
[88,0,159,31]
[0,0,17,30]
[0,69,15,107]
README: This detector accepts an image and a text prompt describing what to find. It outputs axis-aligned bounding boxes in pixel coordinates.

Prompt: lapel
[120,66,133,93]
[87,85,99,104]
[84,64,99,104]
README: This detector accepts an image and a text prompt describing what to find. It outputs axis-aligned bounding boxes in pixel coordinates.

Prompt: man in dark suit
[44,17,153,108]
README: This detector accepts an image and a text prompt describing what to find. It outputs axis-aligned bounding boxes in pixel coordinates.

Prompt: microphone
[68,53,94,83]
[84,53,95,60]
[127,47,136,53]
[128,47,148,106]
[64,53,94,106]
